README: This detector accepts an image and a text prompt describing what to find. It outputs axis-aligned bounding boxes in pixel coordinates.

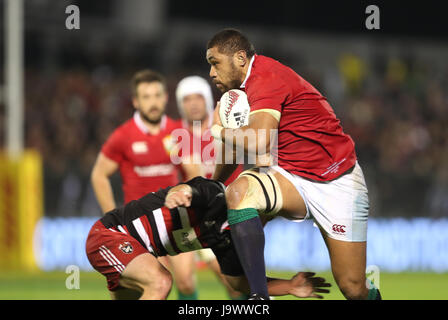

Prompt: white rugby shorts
[271,162,369,242]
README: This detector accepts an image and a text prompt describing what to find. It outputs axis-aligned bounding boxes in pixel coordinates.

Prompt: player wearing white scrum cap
[176,75,214,129]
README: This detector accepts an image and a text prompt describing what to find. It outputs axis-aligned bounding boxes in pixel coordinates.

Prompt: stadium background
[0,0,447,299]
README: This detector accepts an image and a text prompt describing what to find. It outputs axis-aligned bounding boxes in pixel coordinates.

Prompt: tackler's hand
[164,184,193,209]
[288,272,332,299]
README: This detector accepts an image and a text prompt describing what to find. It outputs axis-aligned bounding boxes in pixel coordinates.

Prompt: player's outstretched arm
[266,272,331,299]
[225,272,331,299]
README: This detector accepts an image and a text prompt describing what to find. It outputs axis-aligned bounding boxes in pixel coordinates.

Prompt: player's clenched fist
[164,184,193,209]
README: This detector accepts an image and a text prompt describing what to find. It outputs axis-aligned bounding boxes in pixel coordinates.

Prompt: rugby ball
[219,89,250,128]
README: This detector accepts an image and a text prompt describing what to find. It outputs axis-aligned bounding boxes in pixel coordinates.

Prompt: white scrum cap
[175,75,214,126]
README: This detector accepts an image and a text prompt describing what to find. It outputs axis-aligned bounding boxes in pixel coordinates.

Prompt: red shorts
[85,220,148,291]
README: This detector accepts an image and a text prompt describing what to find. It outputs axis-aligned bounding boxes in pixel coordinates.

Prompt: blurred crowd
[333,53,448,217]
[1,51,446,218]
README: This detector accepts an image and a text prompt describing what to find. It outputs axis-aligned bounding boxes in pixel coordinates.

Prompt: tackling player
[91,69,201,300]
[85,176,331,299]
[206,29,381,300]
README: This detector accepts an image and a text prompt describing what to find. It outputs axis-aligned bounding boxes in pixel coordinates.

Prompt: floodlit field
[0,269,447,300]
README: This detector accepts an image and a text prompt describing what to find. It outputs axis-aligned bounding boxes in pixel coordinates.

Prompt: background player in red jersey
[206,29,381,300]
[90,70,201,300]
[175,75,245,299]
[86,176,331,300]
[175,76,243,185]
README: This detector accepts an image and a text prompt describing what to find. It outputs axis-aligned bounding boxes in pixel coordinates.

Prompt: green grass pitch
[0,269,447,300]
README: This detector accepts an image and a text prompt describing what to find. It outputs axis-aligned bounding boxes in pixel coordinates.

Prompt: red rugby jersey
[101,112,182,203]
[242,54,356,181]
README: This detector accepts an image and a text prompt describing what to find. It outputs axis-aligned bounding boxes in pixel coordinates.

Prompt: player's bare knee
[149,269,173,296]
[225,177,249,209]
[158,272,173,294]
[138,266,172,293]
[338,277,368,300]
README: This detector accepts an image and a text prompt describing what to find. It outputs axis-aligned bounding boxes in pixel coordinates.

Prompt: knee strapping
[232,167,283,216]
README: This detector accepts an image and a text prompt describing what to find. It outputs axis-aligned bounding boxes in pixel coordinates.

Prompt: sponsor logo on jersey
[118,241,133,254]
[134,164,175,177]
[132,141,148,154]
[163,135,177,155]
[332,224,346,235]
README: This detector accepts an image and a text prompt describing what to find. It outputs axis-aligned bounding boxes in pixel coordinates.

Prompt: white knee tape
[236,167,283,216]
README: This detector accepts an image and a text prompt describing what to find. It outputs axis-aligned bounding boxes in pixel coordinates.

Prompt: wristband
[210,124,224,140]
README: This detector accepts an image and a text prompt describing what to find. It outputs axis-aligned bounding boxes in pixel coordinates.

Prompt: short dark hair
[131,69,166,96]
[207,28,256,58]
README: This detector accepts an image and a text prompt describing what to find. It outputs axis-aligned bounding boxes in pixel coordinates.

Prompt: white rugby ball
[219,89,250,128]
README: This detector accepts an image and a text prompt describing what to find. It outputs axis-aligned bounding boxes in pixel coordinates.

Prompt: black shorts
[211,244,244,277]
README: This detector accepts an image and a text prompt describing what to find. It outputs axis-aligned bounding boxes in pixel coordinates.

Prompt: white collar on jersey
[240,55,256,89]
[133,111,167,135]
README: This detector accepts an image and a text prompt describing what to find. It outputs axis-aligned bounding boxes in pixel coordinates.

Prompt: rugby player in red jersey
[91,70,201,300]
[175,75,245,299]
[206,29,381,300]
[86,176,331,299]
